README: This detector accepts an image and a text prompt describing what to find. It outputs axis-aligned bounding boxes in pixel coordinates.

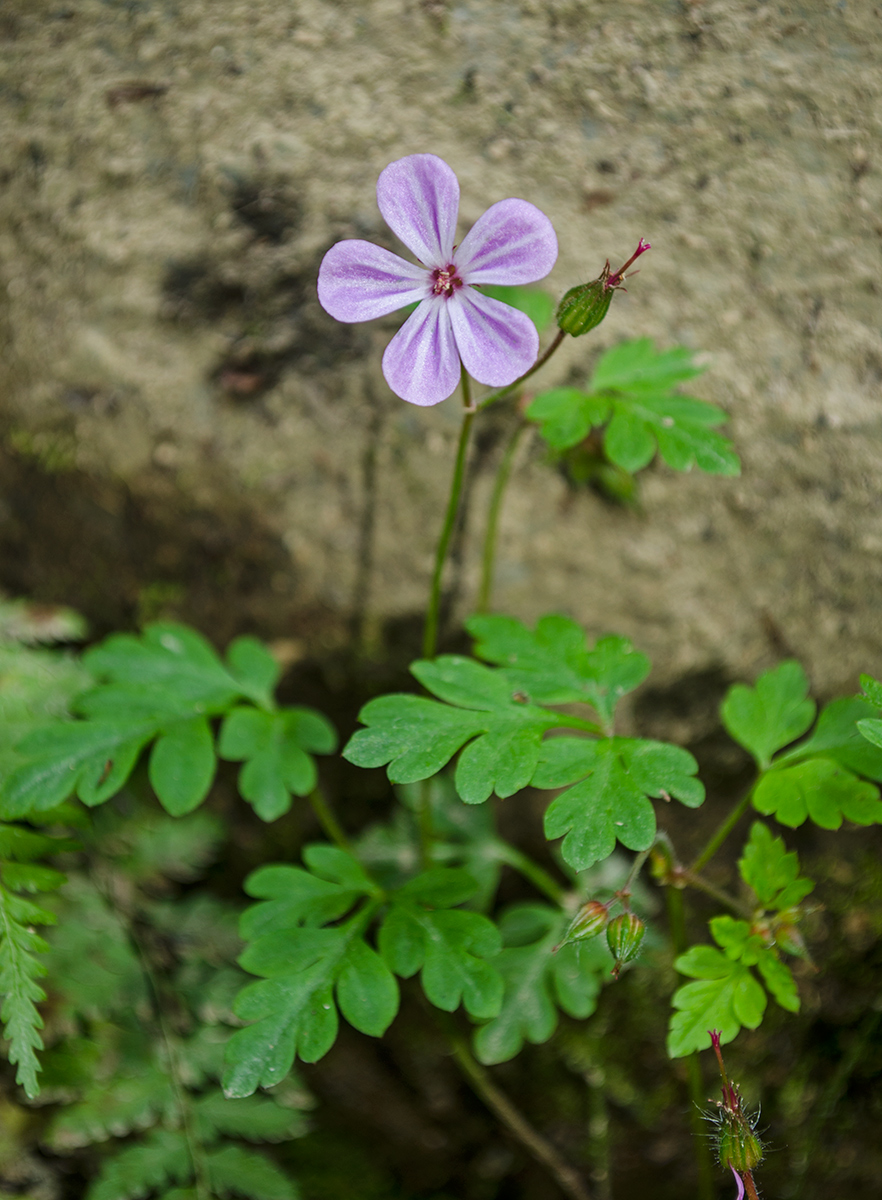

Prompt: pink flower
[317,154,558,406]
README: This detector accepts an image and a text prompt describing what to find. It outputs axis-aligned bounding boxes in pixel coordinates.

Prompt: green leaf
[667,947,766,1057]
[737,821,814,910]
[859,718,882,749]
[46,1065,174,1149]
[344,657,561,803]
[580,339,739,476]
[240,851,376,941]
[860,674,882,709]
[149,717,216,816]
[193,1091,306,1144]
[753,756,882,829]
[1,719,156,817]
[591,339,703,393]
[467,614,650,727]
[379,888,502,1019]
[473,904,610,1064]
[224,912,397,1097]
[783,696,882,781]
[219,707,337,822]
[480,284,555,332]
[535,736,703,871]
[0,883,53,1097]
[87,1128,190,1200]
[722,662,816,769]
[710,916,800,1013]
[84,623,243,715]
[205,1144,298,1200]
[226,637,282,710]
[526,388,612,450]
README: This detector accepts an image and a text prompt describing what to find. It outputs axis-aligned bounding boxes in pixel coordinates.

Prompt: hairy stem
[446,1027,593,1200]
[690,789,754,873]
[308,787,353,854]
[477,419,527,613]
[478,329,566,410]
[423,370,476,658]
[666,886,715,1200]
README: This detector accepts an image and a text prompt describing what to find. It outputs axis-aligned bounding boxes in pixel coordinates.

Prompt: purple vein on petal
[317,241,428,322]
[455,199,558,285]
[448,288,539,387]
[382,298,461,406]
[377,155,460,268]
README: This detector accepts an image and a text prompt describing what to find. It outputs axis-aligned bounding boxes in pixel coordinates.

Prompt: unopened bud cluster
[708,1030,764,1198]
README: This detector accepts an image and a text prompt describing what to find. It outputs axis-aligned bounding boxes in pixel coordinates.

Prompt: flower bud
[717,1123,764,1173]
[556,239,650,337]
[565,900,609,943]
[606,912,645,976]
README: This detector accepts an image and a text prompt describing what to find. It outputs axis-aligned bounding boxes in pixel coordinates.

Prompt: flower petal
[377,155,460,267]
[317,240,429,322]
[447,288,539,387]
[455,198,558,285]
[382,298,461,406]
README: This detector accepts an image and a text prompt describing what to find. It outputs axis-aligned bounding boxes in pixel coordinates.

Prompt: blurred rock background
[1,0,880,692]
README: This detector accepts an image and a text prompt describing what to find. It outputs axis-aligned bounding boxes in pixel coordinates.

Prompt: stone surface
[1,0,880,692]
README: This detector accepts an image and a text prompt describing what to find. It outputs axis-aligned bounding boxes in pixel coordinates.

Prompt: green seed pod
[565,900,609,943]
[606,912,645,973]
[717,1122,764,1173]
[556,275,614,336]
[556,239,650,338]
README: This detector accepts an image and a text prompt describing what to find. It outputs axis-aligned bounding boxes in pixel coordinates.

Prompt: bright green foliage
[0,820,71,1097]
[480,283,555,333]
[344,655,563,802]
[219,707,337,821]
[473,904,610,1065]
[527,339,739,475]
[378,869,502,1018]
[753,758,882,830]
[738,822,813,910]
[721,662,816,769]
[858,673,882,748]
[533,736,703,871]
[668,913,800,1057]
[0,624,335,822]
[224,849,396,1097]
[781,696,882,781]
[467,614,650,727]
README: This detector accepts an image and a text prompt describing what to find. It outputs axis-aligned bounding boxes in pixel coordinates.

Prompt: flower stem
[478,329,566,410]
[666,885,716,1200]
[690,788,754,873]
[495,841,566,905]
[681,869,754,919]
[445,1025,593,1200]
[477,419,527,613]
[423,369,476,658]
[308,786,353,854]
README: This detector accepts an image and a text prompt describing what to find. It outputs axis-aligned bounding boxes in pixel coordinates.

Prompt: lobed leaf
[667,948,765,1058]
[782,696,882,781]
[737,821,814,910]
[753,756,882,830]
[534,736,703,871]
[473,904,610,1065]
[467,614,650,726]
[219,707,337,822]
[526,388,611,450]
[722,662,815,769]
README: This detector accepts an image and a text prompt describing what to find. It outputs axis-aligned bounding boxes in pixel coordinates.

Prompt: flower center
[430,263,464,298]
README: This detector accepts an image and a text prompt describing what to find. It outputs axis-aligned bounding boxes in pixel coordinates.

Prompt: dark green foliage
[0,624,335,822]
[473,903,611,1065]
[527,339,739,476]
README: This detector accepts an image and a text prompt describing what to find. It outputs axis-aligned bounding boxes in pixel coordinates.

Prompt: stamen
[431,264,465,298]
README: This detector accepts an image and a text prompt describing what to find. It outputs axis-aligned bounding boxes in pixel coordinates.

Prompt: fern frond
[205,1144,299,1200]
[87,1127,190,1200]
[0,883,54,1097]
